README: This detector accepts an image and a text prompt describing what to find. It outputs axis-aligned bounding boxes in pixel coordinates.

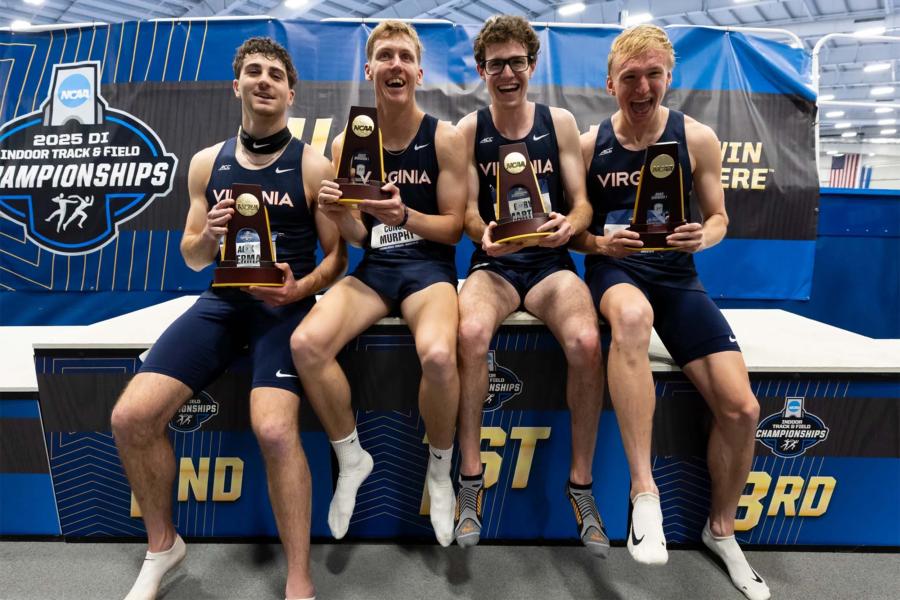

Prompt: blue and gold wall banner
[1,20,817,325]
[28,331,900,546]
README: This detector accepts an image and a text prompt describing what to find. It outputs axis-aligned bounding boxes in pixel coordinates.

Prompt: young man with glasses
[291,21,467,547]
[453,15,608,556]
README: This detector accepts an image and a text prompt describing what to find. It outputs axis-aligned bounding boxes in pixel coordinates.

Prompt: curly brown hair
[232,37,298,88]
[473,15,540,65]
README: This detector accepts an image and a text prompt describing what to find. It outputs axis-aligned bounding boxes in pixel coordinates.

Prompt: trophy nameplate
[335,106,391,205]
[626,141,686,251]
[493,143,551,246]
[212,183,284,287]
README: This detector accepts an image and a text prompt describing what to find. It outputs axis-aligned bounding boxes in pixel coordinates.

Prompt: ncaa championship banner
[0,20,817,325]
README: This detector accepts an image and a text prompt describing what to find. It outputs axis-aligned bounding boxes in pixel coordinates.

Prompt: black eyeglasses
[481,55,533,75]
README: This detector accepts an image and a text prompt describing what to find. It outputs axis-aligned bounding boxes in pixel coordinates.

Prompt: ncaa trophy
[626,141,686,250]
[493,142,551,246]
[335,106,391,204]
[212,183,284,287]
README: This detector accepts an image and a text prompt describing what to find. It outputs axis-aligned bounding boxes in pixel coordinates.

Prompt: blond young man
[575,25,769,600]
[112,37,343,600]
[454,15,608,556]
[291,21,467,547]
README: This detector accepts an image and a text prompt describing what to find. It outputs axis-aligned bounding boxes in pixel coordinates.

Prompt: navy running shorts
[586,262,740,367]
[468,250,575,302]
[139,288,314,395]
[351,253,457,307]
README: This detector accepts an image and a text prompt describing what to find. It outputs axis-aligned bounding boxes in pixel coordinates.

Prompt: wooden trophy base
[626,221,685,251]
[213,262,284,287]
[494,214,552,246]
[336,179,392,206]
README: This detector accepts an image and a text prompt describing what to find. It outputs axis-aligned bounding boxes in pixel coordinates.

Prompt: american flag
[828,153,861,187]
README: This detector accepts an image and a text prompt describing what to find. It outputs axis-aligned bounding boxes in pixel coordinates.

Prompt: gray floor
[1,541,898,600]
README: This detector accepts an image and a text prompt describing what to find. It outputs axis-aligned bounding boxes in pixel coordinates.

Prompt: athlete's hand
[600,228,643,258]
[536,212,571,248]
[359,183,405,226]
[205,198,234,240]
[666,222,705,253]
[482,221,523,257]
[317,180,348,221]
[245,263,302,306]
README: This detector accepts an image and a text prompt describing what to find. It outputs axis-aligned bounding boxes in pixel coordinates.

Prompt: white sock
[426,444,455,547]
[123,534,186,600]
[703,520,771,600]
[328,428,373,539]
[627,492,668,565]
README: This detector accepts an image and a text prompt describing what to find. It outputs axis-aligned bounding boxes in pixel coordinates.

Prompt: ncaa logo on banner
[484,350,523,411]
[0,61,177,255]
[169,391,219,433]
[756,396,829,458]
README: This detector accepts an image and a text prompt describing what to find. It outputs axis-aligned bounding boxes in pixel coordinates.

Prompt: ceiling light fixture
[558,2,587,16]
[824,110,844,118]
[841,132,857,137]
[875,107,894,114]
[854,25,887,37]
[863,63,892,73]
[819,94,835,101]
[871,86,895,96]
[878,118,897,126]
[834,122,853,129]
[882,128,898,135]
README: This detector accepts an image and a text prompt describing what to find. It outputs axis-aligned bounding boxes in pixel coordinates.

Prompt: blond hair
[608,25,675,75]
[366,20,424,63]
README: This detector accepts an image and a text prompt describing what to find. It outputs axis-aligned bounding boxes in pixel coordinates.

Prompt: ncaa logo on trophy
[0,61,177,255]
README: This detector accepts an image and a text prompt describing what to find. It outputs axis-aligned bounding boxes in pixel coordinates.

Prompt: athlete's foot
[454,473,484,548]
[123,533,186,600]
[426,445,456,547]
[328,449,373,539]
[702,520,770,600]
[627,492,667,565]
[566,481,610,558]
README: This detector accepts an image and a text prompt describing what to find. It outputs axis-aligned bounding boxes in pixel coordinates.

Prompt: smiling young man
[574,25,769,600]
[291,21,467,547]
[111,37,343,600]
[453,15,608,556]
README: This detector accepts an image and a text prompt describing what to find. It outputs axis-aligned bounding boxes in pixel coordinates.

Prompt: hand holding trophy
[212,183,284,287]
[491,142,552,247]
[334,106,392,205]
[625,141,687,251]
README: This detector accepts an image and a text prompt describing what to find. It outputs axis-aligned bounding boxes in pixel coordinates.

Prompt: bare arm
[667,118,727,253]
[458,111,487,243]
[247,146,347,306]
[551,107,592,235]
[180,144,227,271]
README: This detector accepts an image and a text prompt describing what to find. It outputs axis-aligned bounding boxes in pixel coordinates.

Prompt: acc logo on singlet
[0,61,177,255]
[483,350,523,411]
[169,391,219,433]
[756,396,829,458]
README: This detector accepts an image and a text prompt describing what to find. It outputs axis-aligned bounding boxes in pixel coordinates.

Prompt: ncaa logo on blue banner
[756,396,829,458]
[0,61,177,255]
[169,391,219,433]
[484,350,523,411]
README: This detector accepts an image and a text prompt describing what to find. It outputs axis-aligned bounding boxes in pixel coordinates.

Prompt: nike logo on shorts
[532,133,549,141]
[275,167,294,174]
[729,335,737,343]
[275,370,298,378]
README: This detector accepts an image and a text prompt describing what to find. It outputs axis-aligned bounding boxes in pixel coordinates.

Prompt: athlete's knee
[252,414,299,456]
[419,342,457,381]
[111,389,163,444]
[715,391,760,430]
[561,324,601,367]
[608,304,653,348]
[458,317,492,358]
[290,324,331,370]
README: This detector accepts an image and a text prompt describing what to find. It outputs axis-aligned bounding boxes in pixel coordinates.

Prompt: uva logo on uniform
[169,392,219,433]
[0,61,177,255]
[755,396,829,458]
[483,351,523,411]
